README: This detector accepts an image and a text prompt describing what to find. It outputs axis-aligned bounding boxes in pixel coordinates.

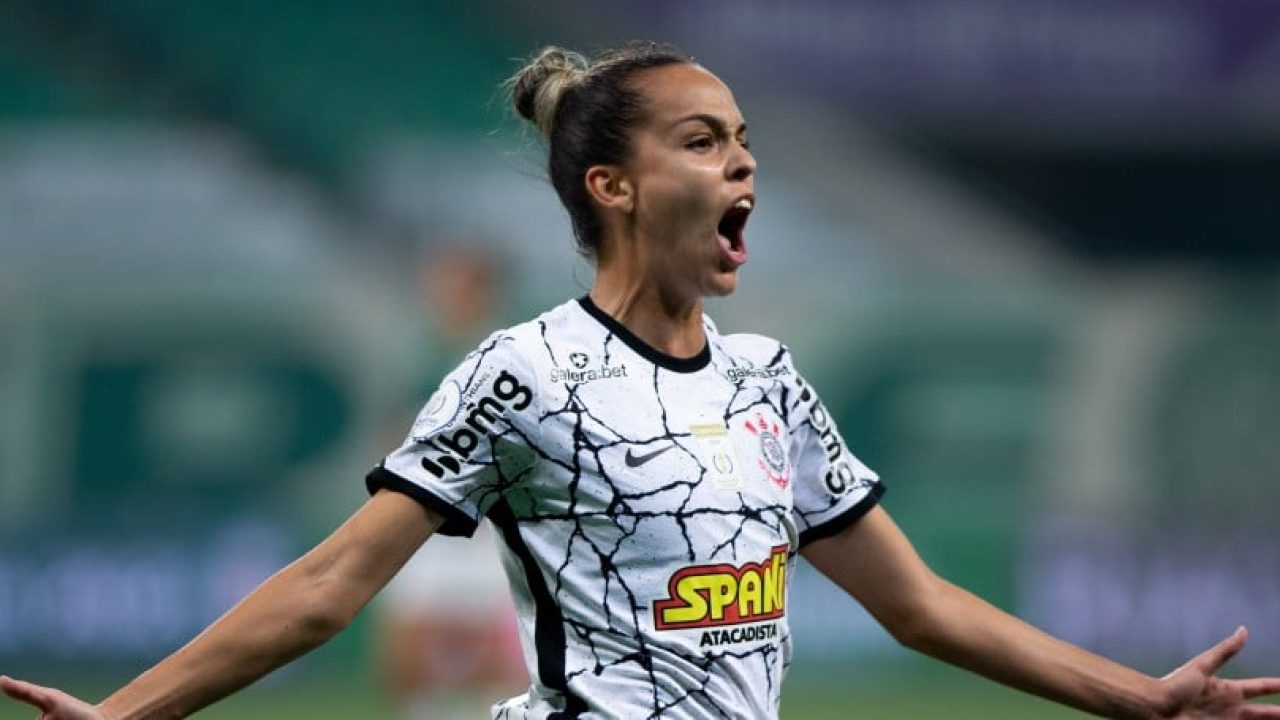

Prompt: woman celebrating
[4,42,1279,720]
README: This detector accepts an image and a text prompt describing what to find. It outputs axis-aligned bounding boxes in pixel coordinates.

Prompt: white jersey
[369,297,883,719]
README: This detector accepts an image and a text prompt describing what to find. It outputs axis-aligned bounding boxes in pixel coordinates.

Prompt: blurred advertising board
[600,0,1280,139]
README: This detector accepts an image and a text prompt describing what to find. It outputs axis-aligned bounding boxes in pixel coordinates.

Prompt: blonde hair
[509,47,589,138]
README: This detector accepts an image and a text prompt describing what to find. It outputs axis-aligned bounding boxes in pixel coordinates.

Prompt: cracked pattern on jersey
[377,300,880,719]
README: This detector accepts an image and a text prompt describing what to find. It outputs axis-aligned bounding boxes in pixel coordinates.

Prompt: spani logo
[653,545,788,630]
[418,370,533,478]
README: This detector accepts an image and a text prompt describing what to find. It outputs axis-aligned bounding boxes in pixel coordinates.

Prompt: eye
[685,135,716,151]
[740,138,751,150]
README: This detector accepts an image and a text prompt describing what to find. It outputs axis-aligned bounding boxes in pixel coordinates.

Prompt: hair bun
[510,47,588,138]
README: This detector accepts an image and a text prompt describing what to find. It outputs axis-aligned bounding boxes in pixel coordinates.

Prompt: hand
[1,676,108,720]
[1156,627,1280,719]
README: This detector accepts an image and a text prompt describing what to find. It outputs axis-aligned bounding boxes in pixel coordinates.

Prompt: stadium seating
[26,0,526,178]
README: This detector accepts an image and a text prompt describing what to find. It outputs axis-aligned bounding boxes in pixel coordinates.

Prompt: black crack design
[426,325,874,718]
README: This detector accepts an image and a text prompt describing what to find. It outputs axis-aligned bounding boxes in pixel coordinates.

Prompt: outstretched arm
[801,506,1280,719]
[2,489,442,720]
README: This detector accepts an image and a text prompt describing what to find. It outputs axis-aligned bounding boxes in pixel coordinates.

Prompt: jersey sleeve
[784,355,884,549]
[366,333,542,537]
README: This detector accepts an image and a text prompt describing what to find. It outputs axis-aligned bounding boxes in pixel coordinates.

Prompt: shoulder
[471,299,581,364]
[709,322,798,379]
[459,298,615,397]
[432,304,575,407]
[715,329,788,359]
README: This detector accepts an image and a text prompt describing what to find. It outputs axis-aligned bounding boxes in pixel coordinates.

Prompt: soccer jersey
[368,296,883,719]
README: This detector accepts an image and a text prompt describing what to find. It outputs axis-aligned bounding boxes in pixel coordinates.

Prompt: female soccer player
[4,42,1279,720]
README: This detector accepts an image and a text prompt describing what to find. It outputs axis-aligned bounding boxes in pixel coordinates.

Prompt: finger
[1192,625,1248,674]
[1239,678,1280,699]
[1241,704,1280,719]
[0,676,58,711]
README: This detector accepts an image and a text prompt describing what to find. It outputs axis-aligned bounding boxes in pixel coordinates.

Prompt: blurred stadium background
[2,0,1279,717]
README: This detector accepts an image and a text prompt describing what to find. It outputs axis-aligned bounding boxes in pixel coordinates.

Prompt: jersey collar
[577,295,711,374]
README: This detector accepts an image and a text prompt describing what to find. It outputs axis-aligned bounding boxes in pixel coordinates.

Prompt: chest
[532,369,795,526]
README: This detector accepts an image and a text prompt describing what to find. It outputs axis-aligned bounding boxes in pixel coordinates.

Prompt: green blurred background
[2,0,1279,717]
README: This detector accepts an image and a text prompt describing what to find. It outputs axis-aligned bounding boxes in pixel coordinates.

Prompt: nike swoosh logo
[624,445,674,468]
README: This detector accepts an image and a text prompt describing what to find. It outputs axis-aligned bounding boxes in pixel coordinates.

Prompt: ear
[584,164,634,214]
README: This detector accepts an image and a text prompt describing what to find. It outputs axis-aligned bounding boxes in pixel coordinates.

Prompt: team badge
[744,413,790,490]
[569,351,590,369]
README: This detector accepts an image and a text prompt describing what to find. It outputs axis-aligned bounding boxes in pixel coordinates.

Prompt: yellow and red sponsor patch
[653,544,788,630]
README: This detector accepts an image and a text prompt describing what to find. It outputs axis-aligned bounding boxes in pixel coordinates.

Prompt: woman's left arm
[801,506,1280,719]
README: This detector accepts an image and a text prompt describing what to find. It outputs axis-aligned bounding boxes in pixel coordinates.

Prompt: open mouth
[716,197,753,267]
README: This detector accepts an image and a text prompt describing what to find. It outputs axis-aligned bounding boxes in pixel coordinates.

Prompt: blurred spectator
[375,243,527,719]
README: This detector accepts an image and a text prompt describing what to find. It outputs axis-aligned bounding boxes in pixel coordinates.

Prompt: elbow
[294,575,359,644]
[298,602,351,643]
[884,609,937,653]
[878,577,949,654]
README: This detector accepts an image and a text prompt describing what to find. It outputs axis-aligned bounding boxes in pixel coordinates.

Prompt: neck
[589,267,706,359]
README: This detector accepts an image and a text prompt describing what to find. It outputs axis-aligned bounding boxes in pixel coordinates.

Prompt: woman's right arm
[1,489,443,720]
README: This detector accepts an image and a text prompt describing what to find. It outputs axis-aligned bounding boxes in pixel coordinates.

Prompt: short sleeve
[785,357,884,549]
[367,333,542,537]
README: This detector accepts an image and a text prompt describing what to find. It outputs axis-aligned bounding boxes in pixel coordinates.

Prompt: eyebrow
[670,113,747,137]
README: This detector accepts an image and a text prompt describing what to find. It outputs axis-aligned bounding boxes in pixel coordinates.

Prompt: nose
[728,144,755,183]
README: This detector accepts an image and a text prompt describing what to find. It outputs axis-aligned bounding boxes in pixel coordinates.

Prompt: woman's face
[616,63,756,299]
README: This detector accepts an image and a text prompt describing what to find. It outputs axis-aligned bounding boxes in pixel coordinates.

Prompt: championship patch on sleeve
[412,381,463,440]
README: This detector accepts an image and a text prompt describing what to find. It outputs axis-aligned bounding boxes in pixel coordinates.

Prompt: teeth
[734,198,753,211]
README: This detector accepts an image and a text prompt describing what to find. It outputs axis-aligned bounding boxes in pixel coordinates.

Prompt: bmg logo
[797,376,855,496]
[419,370,532,478]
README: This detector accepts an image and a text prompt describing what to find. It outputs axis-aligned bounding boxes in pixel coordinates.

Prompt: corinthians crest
[743,413,790,490]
